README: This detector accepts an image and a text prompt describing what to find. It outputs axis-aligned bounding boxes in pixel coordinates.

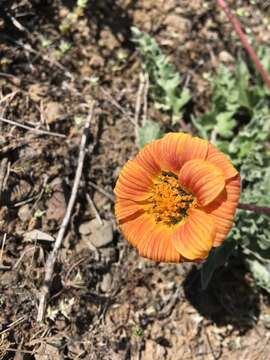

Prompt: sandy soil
[0,1,270,359]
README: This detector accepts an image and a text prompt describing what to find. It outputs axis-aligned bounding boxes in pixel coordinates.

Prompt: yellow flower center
[147,172,195,226]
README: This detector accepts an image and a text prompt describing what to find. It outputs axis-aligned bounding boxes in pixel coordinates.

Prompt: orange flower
[114,133,240,262]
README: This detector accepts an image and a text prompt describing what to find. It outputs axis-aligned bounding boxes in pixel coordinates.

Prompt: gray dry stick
[36,102,95,322]
[0,116,66,138]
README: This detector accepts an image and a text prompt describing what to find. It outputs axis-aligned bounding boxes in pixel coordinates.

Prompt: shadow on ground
[0,0,138,48]
[183,260,260,334]
[63,0,138,47]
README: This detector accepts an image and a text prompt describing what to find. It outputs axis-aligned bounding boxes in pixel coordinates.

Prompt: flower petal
[203,174,241,246]
[114,160,153,200]
[120,213,181,262]
[137,225,181,263]
[207,144,238,179]
[179,159,225,206]
[145,133,209,173]
[179,135,209,166]
[135,141,161,176]
[120,213,154,247]
[171,208,215,260]
[115,198,144,222]
[139,133,190,173]
[159,133,191,172]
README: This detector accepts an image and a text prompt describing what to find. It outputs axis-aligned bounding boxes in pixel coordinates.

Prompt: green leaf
[138,120,163,148]
[172,88,191,118]
[215,111,236,138]
[247,259,270,293]
[157,74,181,95]
[191,112,216,139]
[201,240,236,290]
[194,43,270,294]
[132,27,191,124]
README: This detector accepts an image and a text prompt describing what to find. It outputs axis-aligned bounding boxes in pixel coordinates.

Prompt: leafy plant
[132,27,191,125]
[196,49,270,291]
[193,47,270,141]
[133,28,270,292]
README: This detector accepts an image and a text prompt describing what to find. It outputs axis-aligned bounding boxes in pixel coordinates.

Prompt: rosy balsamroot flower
[114,132,240,262]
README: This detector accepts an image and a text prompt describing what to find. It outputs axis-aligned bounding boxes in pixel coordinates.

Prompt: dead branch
[86,193,103,225]
[0,233,7,266]
[100,87,136,125]
[88,180,115,202]
[36,102,95,322]
[0,116,66,138]
[134,73,146,145]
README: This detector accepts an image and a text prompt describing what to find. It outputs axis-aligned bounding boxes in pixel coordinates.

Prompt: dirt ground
[0,0,270,359]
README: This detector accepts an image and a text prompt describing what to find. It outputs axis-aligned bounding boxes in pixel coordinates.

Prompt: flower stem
[217,0,270,91]
[238,203,270,215]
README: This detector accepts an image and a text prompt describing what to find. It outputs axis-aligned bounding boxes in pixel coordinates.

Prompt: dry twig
[0,233,7,266]
[134,73,146,144]
[0,316,27,336]
[0,158,8,202]
[88,180,115,202]
[100,88,136,125]
[204,328,220,360]
[0,116,66,138]
[0,73,21,87]
[36,102,95,322]
[86,193,103,225]
[142,73,149,127]
[157,284,184,320]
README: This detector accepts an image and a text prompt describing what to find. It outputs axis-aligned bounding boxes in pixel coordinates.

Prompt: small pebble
[100,273,112,292]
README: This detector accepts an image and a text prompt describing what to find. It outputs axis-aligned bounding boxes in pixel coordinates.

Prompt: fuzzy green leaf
[215,111,236,138]
[138,120,163,148]
[132,27,191,123]
[247,259,270,293]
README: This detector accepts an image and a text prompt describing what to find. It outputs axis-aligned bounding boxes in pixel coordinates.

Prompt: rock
[219,50,234,63]
[28,83,48,102]
[79,219,114,250]
[23,229,55,242]
[36,343,61,360]
[100,273,112,292]
[141,340,166,360]
[164,14,190,34]
[1,270,18,286]
[99,30,119,51]
[10,179,32,203]
[18,204,32,222]
[93,190,108,210]
[46,191,66,222]
[83,219,113,248]
[145,305,157,317]
[46,178,66,223]
[79,222,92,236]
[90,54,105,69]
[44,101,63,124]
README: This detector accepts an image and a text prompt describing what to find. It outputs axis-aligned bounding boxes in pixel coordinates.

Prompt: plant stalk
[238,203,270,215]
[217,0,270,91]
